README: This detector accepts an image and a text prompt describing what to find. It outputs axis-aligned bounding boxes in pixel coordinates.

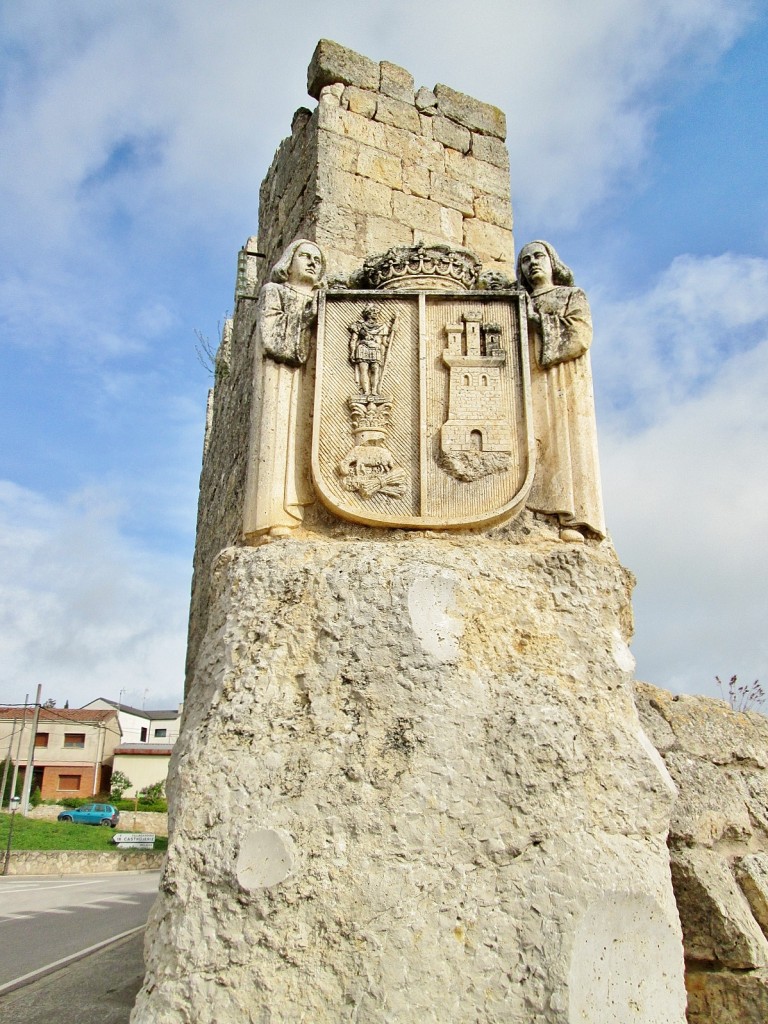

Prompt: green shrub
[109,770,133,801]
[30,786,42,807]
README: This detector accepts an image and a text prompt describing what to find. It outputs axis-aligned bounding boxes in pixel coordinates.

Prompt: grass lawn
[0,812,168,852]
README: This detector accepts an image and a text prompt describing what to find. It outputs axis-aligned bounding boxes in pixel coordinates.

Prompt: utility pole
[19,684,42,816]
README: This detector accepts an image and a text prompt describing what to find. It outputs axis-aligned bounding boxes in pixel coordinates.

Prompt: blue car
[57,803,120,827]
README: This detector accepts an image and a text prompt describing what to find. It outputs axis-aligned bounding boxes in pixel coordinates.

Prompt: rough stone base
[132,533,686,1023]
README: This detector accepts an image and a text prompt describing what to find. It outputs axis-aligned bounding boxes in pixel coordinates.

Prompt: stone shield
[312,290,535,528]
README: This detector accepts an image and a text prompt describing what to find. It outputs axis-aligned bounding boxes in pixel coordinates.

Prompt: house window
[58,774,82,791]
[140,727,148,742]
[63,733,85,748]
[35,732,49,748]
[153,728,167,738]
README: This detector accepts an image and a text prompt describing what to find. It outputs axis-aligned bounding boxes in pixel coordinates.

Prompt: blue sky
[0,1,766,709]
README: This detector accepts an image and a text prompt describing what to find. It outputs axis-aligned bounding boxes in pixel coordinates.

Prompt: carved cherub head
[516,241,574,293]
[272,239,326,289]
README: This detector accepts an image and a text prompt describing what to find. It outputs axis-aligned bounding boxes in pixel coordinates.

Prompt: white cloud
[0,481,188,710]
[597,254,768,696]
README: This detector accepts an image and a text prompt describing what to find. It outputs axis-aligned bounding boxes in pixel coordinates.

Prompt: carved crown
[360,243,482,292]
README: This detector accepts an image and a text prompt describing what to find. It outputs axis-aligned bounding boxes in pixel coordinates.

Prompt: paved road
[0,928,146,1024]
[0,872,160,991]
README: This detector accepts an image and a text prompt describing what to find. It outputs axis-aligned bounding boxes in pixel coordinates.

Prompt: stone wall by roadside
[635,682,768,1023]
[6,849,164,875]
[28,805,169,836]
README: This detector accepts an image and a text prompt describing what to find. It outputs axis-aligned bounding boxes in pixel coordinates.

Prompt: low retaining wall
[6,849,164,875]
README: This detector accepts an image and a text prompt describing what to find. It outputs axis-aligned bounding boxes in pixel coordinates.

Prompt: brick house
[0,707,121,801]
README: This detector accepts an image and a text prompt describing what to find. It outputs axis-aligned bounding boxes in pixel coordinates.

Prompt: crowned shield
[311,286,534,529]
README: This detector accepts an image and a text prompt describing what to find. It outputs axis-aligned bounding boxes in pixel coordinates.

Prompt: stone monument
[131,41,688,1023]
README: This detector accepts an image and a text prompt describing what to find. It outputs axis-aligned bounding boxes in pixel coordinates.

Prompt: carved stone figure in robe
[243,239,325,541]
[517,240,606,542]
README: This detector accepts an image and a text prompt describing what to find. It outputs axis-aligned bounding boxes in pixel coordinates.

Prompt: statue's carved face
[520,244,553,289]
[289,243,323,286]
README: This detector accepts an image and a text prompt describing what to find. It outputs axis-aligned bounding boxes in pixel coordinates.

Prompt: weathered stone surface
[415,85,438,113]
[736,854,768,935]
[444,148,510,198]
[429,172,475,214]
[379,61,414,102]
[686,968,768,1024]
[640,685,768,768]
[474,192,513,230]
[463,217,515,264]
[670,847,768,968]
[470,132,510,169]
[133,537,685,1023]
[434,83,506,139]
[432,115,471,153]
[634,681,678,753]
[342,85,377,118]
[356,143,402,189]
[638,682,768,1024]
[308,39,379,98]
[664,751,753,846]
[8,849,163,875]
[374,94,421,133]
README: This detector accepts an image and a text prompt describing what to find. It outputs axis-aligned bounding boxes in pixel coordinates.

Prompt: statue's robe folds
[244,282,315,538]
[527,285,606,538]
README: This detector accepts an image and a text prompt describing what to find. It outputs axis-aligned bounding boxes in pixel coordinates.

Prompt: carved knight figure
[517,240,606,542]
[243,239,325,541]
[347,304,394,396]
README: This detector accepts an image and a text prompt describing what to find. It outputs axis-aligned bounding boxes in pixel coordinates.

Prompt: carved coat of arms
[311,245,535,529]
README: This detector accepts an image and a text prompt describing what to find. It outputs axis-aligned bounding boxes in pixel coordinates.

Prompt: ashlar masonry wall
[187,40,515,685]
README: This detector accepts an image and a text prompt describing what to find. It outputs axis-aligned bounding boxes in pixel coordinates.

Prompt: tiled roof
[0,707,117,723]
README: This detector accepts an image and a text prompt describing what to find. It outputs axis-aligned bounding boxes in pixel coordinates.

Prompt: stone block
[356,144,402,189]
[363,214,412,255]
[415,86,438,113]
[434,82,506,139]
[664,752,753,846]
[312,202,361,250]
[342,86,377,118]
[671,847,768,968]
[445,149,510,199]
[319,82,344,106]
[686,968,768,1024]
[314,166,392,219]
[736,854,768,935]
[473,192,513,230]
[379,61,414,102]
[374,94,421,133]
[307,39,379,98]
[402,160,431,198]
[418,113,433,138]
[470,132,510,169]
[463,217,514,263]
[401,132,445,172]
[391,192,443,235]
[440,206,464,243]
[319,104,413,161]
[429,173,475,215]
[638,686,768,768]
[432,115,471,153]
[317,129,359,174]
